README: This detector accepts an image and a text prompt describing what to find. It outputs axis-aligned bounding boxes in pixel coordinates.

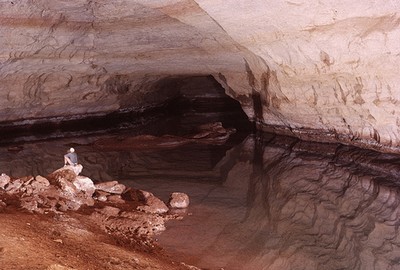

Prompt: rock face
[1,1,400,152]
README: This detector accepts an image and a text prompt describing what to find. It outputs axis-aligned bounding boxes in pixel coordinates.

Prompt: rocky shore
[0,165,194,270]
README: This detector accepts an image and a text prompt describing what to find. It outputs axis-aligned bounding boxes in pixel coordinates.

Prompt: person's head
[69,147,75,153]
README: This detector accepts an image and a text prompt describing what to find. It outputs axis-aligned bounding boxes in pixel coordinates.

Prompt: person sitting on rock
[64,147,78,166]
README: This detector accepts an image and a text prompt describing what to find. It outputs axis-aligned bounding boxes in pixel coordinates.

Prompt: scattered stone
[136,190,169,214]
[1,165,187,253]
[53,239,63,244]
[0,173,11,189]
[168,192,190,209]
[21,176,50,196]
[95,181,126,194]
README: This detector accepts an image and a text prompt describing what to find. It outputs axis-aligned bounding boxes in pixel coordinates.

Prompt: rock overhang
[1,0,400,152]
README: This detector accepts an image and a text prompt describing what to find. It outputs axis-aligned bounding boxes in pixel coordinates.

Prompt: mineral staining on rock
[1,1,399,152]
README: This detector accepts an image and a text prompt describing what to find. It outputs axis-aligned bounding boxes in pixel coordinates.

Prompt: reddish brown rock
[92,208,166,238]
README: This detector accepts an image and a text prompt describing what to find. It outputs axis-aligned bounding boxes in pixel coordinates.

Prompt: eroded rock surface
[0,165,189,250]
[1,1,399,151]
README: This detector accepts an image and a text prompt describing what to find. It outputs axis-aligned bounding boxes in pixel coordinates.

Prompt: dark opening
[0,75,252,145]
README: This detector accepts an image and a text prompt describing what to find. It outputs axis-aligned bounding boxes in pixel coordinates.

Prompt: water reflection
[132,134,400,270]
[2,131,400,270]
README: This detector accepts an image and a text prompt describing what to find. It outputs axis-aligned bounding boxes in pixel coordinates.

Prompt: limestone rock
[94,190,109,202]
[95,181,126,194]
[0,174,10,189]
[24,175,51,195]
[5,179,23,194]
[136,190,169,214]
[0,1,399,152]
[73,176,95,197]
[168,192,190,209]
[35,175,50,187]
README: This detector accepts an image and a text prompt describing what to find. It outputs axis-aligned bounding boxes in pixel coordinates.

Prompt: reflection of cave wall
[2,126,400,269]
[216,136,400,270]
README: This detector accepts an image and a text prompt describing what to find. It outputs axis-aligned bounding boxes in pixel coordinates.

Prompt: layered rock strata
[1,1,399,151]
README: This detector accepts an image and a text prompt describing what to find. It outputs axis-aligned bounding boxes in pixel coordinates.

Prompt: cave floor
[0,208,192,270]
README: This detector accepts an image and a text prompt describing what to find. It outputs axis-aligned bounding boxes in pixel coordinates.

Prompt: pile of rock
[0,166,190,240]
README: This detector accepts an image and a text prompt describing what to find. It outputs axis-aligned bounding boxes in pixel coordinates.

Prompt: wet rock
[136,190,169,214]
[168,192,190,209]
[191,122,236,143]
[0,173,10,189]
[95,181,126,194]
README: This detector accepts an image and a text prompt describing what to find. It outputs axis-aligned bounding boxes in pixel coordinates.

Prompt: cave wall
[1,1,399,151]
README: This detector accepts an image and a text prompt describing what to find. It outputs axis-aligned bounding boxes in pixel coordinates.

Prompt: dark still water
[2,107,400,269]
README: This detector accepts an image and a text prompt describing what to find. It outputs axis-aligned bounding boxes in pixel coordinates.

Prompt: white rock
[95,181,126,194]
[0,173,10,189]
[73,176,95,197]
[168,192,190,209]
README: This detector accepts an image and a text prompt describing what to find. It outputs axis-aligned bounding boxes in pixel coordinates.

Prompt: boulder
[136,190,169,214]
[0,173,11,189]
[95,181,126,194]
[73,176,96,197]
[168,192,190,209]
